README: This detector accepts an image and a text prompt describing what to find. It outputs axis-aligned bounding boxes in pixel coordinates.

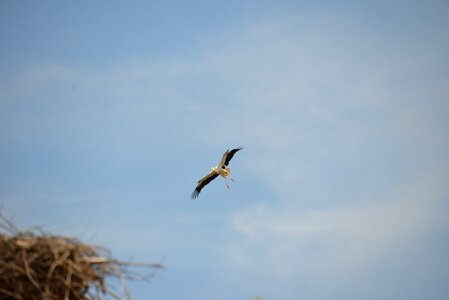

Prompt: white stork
[191,148,243,199]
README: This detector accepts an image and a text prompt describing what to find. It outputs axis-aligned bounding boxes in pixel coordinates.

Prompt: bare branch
[0,213,163,300]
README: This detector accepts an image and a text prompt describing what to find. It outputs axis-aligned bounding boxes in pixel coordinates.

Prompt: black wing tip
[227,146,243,150]
[191,189,200,199]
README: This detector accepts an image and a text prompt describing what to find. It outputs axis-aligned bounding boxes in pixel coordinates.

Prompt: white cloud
[222,172,449,299]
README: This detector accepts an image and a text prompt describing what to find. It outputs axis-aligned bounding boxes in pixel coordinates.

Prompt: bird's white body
[212,166,230,178]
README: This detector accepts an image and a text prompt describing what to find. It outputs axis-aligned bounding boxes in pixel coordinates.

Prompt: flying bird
[191,148,243,199]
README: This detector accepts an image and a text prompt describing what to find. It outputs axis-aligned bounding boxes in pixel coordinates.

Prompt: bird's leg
[229,175,235,182]
[224,177,230,190]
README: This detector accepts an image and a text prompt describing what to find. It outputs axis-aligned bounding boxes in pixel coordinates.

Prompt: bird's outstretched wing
[223,147,243,167]
[191,171,219,199]
[218,150,229,168]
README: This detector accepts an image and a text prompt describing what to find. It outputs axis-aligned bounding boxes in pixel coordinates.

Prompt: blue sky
[1,1,449,299]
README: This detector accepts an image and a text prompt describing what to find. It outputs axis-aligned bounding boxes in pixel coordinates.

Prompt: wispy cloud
[230,173,448,263]
[1,8,448,299]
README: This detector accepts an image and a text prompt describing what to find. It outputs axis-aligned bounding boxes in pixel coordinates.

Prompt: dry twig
[0,214,162,300]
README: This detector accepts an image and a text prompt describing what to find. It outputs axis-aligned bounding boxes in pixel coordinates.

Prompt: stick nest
[0,215,162,300]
